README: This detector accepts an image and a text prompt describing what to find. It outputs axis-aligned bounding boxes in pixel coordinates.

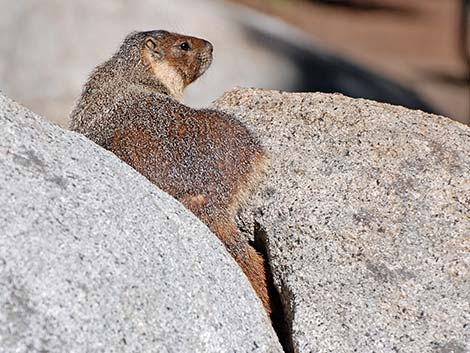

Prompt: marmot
[70,30,272,316]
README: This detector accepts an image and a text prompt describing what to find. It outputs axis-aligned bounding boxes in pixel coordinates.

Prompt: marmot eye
[179,42,190,51]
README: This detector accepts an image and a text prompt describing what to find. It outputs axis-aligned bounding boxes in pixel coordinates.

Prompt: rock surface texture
[213,88,470,353]
[0,92,282,353]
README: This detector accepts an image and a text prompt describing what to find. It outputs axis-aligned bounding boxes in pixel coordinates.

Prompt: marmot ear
[145,37,163,58]
[145,38,156,50]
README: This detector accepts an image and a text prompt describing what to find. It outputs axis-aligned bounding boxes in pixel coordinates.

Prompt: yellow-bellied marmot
[70,30,272,316]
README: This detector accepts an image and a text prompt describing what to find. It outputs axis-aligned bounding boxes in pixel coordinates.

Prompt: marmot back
[69,31,274,317]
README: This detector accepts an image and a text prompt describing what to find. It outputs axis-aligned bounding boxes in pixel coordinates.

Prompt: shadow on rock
[306,0,420,16]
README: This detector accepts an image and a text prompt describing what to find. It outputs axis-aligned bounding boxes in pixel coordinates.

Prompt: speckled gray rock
[0,92,282,353]
[213,88,470,353]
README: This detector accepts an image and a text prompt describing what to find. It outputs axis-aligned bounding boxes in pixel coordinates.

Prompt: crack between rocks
[249,221,294,353]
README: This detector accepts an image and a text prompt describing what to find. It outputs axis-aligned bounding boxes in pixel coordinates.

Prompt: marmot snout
[139,30,213,95]
[70,30,274,318]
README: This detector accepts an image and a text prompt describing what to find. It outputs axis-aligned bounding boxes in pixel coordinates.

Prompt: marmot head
[117,30,213,100]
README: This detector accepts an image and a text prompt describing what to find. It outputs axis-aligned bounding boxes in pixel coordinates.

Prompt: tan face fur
[141,31,213,100]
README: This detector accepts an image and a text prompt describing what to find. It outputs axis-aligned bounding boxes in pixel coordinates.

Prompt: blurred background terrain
[230,0,470,125]
[0,0,468,127]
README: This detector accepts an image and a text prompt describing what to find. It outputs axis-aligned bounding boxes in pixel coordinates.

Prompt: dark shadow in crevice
[249,222,294,353]
[242,24,441,116]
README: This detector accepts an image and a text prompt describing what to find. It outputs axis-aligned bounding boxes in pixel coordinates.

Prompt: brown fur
[70,31,272,315]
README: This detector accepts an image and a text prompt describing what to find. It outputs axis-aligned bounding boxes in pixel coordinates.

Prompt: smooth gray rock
[0,92,282,353]
[213,88,470,353]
